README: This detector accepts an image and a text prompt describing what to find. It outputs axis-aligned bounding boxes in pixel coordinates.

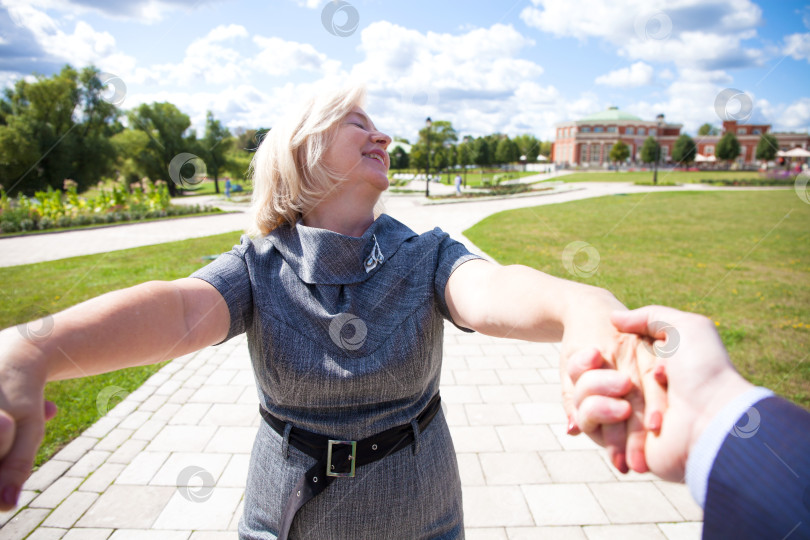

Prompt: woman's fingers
[573,369,633,406]
[575,396,632,435]
[0,416,43,510]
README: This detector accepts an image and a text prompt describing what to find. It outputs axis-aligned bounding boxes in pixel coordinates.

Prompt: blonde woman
[0,87,649,539]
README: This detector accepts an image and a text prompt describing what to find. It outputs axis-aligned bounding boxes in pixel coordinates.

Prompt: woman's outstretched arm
[445,259,649,473]
[0,278,230,510]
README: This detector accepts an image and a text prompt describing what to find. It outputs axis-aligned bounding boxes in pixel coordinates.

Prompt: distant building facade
[553,108,810,167]
[552,107,682,166]
[697,121,810,166]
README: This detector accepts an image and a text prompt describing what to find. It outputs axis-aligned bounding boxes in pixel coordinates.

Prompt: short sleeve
[189,235,254,344]
[432,229,484,332]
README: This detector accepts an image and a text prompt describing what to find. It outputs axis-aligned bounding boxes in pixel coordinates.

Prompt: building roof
[579,106,643,122]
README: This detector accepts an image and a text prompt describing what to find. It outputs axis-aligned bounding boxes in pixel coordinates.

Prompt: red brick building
[552,107,682,166]
[697,121,810,165]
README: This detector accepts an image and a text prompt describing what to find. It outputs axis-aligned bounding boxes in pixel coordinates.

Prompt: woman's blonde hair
[248,85,367,236]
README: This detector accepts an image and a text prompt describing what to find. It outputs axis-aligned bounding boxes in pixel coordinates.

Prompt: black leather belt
[259,393,442,540]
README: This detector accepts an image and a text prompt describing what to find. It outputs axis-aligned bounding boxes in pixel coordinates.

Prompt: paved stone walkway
[0,182,707,539]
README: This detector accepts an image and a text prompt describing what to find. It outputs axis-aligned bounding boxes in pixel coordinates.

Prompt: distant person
[225,177,232,198]
[567,305,810,539]
[454,173,462,195]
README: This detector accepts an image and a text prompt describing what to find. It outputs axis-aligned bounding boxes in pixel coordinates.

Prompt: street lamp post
[653,113,664,185]
[425,117,432,198]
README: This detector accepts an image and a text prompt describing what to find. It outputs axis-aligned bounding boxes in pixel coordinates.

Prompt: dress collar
[266,214,418,285]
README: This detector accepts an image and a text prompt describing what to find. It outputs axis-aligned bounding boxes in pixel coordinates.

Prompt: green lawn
[465,190,810,408]
[560,170,766,183]
[0,231,244,465]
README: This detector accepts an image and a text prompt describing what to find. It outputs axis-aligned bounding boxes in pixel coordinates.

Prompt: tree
[716,132,741,164]
[202,111,232,194]
[473,137,490,168]
[411,120,457,179]
[389,145,409,170]
[698,123,719,136]
[755,133,779,162]
[0,65,120,195]
[672,134,697,165]
[495,137,519,165]
[457,141,472,185]
[128,102,198,196]
[640,136,660,164]
[513,134,541,162]
[609,141,630,165]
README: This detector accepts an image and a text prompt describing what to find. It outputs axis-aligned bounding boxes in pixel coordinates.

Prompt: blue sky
[1,0,808,141]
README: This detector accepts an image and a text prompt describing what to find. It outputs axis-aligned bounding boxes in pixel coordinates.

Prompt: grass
[177,179,251,197]
[560,170,766,183]
[0,230,244,466]
[464,190,810,408]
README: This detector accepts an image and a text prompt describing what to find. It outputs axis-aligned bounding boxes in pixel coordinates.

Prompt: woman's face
[323,106,392,193]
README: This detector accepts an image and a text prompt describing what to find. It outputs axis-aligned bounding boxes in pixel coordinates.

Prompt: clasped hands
[561,304,742,482]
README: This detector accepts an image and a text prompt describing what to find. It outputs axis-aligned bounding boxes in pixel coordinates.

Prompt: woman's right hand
[0,326,52,510]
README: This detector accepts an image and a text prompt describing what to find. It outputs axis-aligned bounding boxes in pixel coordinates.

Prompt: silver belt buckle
[326,440,357,478]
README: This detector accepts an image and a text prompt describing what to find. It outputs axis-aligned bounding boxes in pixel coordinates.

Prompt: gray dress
[190,213,481,539]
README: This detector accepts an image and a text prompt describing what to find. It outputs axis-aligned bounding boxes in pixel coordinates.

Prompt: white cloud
[251,36,340,77]
[595,62,653,87]
[290,0,321,8]
[783,33,810,62]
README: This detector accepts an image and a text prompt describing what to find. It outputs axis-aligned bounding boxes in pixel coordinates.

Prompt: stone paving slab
[0,324,702,538]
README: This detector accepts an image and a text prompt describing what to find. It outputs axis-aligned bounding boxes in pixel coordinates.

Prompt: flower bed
[0,180,219,234]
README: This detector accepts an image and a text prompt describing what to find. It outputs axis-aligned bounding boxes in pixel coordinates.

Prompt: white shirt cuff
[684,386,773,508]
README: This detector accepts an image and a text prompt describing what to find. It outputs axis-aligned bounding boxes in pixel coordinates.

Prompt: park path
[0,180,706,539]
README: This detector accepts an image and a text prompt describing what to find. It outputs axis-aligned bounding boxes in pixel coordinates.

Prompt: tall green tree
[609,141,630,165]
[128,102,199,196]
[494,137,520,165]
[640,136,660,164]
[672,134,697,165]
[755,133,779,162]
[201,111,232,194]
[716,132,741,165]
[0,65,120,195]
[411,120,457,179]
[457,140,472,185]
[473,137,490,168]
[389,145,409,170]
[513,134,541,162]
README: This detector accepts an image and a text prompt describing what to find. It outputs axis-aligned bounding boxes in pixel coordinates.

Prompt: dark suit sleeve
[702,396,810,539]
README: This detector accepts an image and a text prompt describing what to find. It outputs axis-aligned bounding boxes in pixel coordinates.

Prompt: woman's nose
[372,130,392,149]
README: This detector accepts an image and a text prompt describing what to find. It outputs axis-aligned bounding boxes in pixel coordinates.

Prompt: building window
[626,127,635,135]
[661,146,669,160]
[594,126,604,133]
[590,143,600,162]
[737,128,746,135]
[753,129,761,134]
[638,127,646,135]
[607,126,617,133]
[580,143,588,163]
[649,128,657,136]
[581,126,591,133]
[705,145,714,155]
